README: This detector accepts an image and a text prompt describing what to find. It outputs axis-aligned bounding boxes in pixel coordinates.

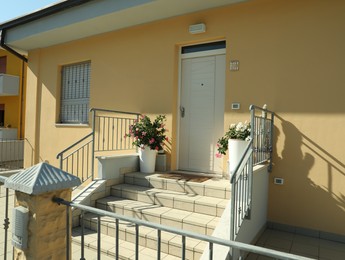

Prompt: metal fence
[1,174,313,260]
[230,140,254,241]
[0,139,24,172]
[57,108,140,183]
[92,108,139,152]
[230,105,274,241]
[53,197,313,260]
[0,178,13,260]
[250,105,275,171]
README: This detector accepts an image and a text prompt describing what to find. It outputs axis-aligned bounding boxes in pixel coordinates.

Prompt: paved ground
[247,228,345,259]
[2,185,345,260]
[0,185,114,260]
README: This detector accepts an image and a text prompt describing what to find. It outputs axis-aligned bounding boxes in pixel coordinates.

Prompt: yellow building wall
[0,49,26,138]
[25,0,345,235]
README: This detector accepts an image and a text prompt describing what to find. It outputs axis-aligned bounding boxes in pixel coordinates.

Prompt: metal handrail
[250,104,275,170]
[53,197,314,260]
[56,134,93,182]
[57,108,140,183]
[56,132,93,160]
[0,177,11,260]
[1,173,312,260]
[230,105,274,241]
[230,140,254,241]
[90,107,140,116]
[249,104,274,114]
[60,140,93,160]
[0,139,24,172]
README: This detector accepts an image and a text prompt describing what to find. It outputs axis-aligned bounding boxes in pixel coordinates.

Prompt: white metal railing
[0,179,13,260]
[0,139,24,172]
[251,104,274,170]
[230,139,254,241]
[53,197,315,260]
[230,105,275,241]
[57,108,140,183]
[0,175,314,260]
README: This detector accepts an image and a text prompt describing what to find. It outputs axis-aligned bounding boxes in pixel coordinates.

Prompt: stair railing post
[58,153,62,170]
[4,188,9,260]
[247,152,254,220]
[91,109,96,180]
[250,106,255,142]
[269,113,274,172]
[136,114,140,154]
[261,104,267,164]
[250,105,256,163]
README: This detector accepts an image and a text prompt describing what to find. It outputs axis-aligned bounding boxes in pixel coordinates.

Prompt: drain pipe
[0,30,28,63]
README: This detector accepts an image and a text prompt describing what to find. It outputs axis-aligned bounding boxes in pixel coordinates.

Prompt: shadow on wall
[270,115,345,234]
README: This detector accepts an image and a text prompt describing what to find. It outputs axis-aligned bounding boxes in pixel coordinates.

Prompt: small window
[181,41,226,54]
[60,61,90,124]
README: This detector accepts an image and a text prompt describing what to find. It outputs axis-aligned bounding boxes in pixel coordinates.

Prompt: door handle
[180,106,185,118]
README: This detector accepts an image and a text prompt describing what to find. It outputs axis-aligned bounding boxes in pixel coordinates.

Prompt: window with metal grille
[60,61,90,124]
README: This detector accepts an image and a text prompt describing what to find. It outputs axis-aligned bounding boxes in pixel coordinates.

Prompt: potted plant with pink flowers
[126,114,168,173]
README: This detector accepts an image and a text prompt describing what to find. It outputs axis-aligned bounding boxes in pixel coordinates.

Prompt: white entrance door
[179,51,225,173]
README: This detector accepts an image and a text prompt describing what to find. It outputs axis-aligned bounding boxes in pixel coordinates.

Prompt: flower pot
[139,146,157,173]
[228,139,250,175]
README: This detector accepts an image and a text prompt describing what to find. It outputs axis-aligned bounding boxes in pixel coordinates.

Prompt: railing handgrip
[90,107,141,116]
[56,132,93,159]
[54,197,313,260]
[249,104,274,114]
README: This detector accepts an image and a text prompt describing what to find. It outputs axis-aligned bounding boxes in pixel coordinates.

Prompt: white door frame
[177,46,226,172]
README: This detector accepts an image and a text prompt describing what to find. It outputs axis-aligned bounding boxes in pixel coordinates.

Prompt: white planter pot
[139,146,157,173]
[228,139,250,175]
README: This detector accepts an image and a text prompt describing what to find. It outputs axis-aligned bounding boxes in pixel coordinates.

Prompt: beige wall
[0,49,26,137]
[25,0,345,235]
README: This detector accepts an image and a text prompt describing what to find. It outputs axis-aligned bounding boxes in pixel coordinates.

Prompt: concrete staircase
[72,172,230,259]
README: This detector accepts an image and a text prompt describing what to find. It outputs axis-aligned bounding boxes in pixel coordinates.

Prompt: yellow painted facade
[0,49,26,138]
[25,0,345,235]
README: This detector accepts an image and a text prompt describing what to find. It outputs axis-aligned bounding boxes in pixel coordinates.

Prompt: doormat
[158,173,211,183]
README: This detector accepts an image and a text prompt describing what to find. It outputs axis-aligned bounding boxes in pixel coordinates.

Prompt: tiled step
[123,172,230,199]
[95,196,219,235]
[111,183,228,217]
[72,227,181,260]
[72,172,229,259]
[79,214,207,259]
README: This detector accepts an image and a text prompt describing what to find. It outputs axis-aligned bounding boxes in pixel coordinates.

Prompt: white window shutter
[60,62,90,123]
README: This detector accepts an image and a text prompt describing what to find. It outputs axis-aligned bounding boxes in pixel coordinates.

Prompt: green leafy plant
[216,121,251,157]
[126,114,168,150]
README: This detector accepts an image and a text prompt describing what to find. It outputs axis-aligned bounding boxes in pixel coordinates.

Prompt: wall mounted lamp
[189,23,206,34]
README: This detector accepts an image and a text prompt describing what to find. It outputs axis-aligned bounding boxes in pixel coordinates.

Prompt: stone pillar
[4,162,81,260]
[14,189,71,260]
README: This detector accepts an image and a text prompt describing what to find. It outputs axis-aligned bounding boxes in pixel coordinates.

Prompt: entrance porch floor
[2,183,345,259]
[247,228,345,259]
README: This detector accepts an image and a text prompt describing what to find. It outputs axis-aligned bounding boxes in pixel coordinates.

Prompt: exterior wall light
[189,23,206,34]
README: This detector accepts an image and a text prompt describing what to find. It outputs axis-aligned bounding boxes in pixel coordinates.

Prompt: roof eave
[0,0,94,30]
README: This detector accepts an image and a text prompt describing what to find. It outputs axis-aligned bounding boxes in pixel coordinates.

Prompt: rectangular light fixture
[189,23,206,34]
